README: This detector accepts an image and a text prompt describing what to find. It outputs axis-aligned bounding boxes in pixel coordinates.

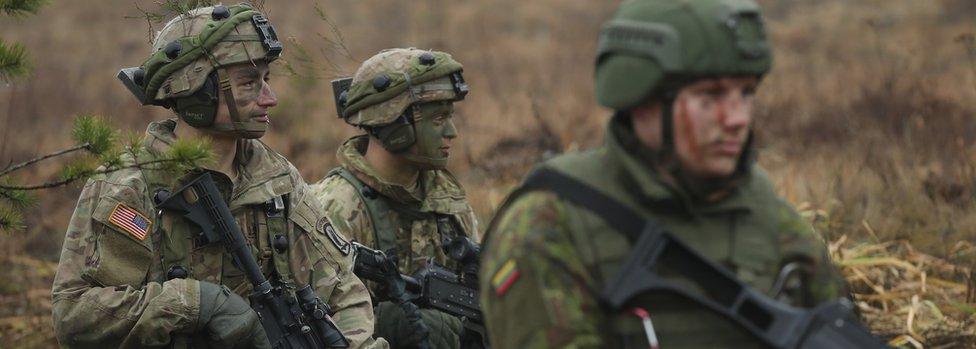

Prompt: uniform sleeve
[307,229,389,349]
[300,238,383,349]
[51,179,202,349]
[774,201,850,304]
[299,182,389,349]
[458,204,481,243]
[479,192,603,349]
[313,176,376,247]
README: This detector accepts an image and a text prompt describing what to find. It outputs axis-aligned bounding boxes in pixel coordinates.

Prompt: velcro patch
[318,217,351,255]
[491,259,521,297]
[108,203,152,241]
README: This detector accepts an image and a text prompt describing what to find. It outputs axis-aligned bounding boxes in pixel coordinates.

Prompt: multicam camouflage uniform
[480,0,849,348]
[52,4,384,349]
[52,121,383,348]
[310,48,478,349]
[311,138,478,275]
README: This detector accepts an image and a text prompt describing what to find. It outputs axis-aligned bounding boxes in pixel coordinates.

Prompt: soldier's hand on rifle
[197,281,272,349]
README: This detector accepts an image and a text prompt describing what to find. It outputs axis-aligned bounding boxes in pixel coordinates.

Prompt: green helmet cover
[342,48,464,127]
[595,0,772,110]
[141,4,279,103]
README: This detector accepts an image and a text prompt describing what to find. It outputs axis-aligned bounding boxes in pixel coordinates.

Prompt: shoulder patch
[108,203,152,241]
[318,217,351,255]
[491,259,521,297]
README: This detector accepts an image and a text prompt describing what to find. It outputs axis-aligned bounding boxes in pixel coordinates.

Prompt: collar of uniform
[604,114,753,215]
[143,119,296,209]
[337,135,469,213]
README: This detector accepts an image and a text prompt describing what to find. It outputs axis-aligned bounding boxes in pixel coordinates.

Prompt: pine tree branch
[0,143,90,177]
[0,156,205,190]
[0,39,30,82]
[0,0,46,16]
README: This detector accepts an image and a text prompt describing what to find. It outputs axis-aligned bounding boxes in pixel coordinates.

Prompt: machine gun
[353,236,488,348]
[156,172,349,349]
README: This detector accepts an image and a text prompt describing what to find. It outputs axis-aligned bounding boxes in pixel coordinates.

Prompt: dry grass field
[0,0,974,347]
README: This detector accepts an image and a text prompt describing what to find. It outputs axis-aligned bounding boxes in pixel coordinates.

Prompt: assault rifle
[156,172,350,349]
[352,236,488,349]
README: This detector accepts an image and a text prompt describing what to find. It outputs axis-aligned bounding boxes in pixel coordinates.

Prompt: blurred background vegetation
[0,0,973,347]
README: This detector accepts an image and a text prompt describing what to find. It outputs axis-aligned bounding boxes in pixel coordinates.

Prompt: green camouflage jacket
[310,136,478,276]
[480,117,847,349]
[52,120,386,349]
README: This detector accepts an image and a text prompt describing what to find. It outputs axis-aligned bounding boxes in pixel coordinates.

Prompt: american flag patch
[108,203,152,241]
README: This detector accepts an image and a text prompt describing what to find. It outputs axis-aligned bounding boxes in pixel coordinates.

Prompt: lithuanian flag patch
[491,259,521,297]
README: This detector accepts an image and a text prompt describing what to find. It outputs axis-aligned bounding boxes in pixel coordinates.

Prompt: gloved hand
[374,301,465,349]
[197,281,271,349]
[399,301,431,349]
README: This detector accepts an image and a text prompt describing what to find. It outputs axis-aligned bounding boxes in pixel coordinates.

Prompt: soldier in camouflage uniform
[310,48,479,349]
[51,4,386,348]
[480,0,851,348]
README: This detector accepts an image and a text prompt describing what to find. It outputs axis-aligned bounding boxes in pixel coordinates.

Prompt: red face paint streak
[675,96,703,162]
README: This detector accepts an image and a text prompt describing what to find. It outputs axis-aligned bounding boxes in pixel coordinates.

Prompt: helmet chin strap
[654,92,678,171]
[660,95,676,156]
[210,67,267,138]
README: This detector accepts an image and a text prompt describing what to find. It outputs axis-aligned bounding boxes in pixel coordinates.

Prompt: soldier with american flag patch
[51,4,386,349]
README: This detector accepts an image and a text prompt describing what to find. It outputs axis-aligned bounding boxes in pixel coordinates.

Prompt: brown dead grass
[828,235,976,348]
[0,0,974,347]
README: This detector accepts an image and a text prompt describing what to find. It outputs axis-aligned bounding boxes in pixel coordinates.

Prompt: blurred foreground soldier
[310,48,480,349]
[480,0,876,348]
[51,4,386,348]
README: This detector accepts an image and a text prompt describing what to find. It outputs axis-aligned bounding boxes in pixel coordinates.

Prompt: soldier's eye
[742,85,757,97]
[705,88,725,98]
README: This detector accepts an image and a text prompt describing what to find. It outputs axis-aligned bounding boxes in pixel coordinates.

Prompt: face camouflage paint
[403,101,457,170]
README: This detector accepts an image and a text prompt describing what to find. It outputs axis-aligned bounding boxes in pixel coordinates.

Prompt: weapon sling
[511,167,887,349]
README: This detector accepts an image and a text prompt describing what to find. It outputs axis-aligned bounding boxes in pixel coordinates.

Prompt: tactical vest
[327,167,466,267]
[144,167,301,296]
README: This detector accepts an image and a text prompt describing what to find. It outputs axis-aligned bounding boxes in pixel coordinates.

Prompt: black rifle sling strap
[487,166,647,247]
[518,168,743,303]
[516,167,645,240]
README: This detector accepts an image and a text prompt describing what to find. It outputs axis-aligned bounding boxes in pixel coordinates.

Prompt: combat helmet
[118,3,283,138]
[332,48,468,153]
[595,0,772,110]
